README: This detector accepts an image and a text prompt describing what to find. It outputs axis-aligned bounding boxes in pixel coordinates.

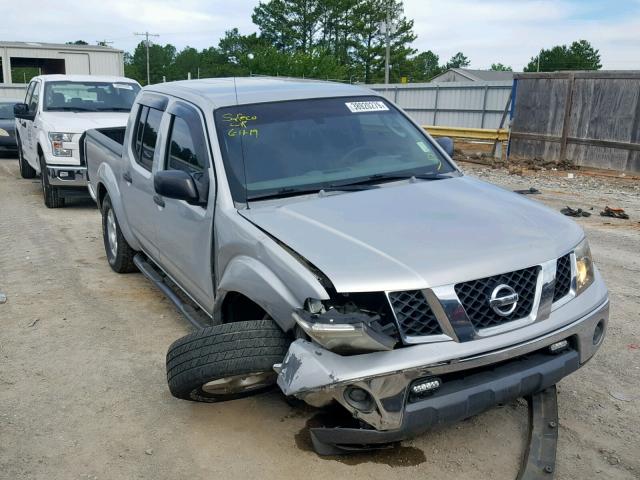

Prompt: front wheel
[18,139,36,179]
[166,320,290,403]
[39,153,64,208]
[101,194,137,273]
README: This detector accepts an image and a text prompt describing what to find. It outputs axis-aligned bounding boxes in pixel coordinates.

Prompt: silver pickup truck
[85,78,609,455]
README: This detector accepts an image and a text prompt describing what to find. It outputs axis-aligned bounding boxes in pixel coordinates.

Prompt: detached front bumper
[277,295,608,453]
[45,165,88,187]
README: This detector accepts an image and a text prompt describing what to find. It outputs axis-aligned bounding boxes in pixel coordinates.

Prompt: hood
[39,111,131,133]
[241,176,584,293]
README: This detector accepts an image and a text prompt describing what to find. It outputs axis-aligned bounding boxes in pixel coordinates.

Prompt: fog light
[549,340,569,354]
[411,378,441,395]
[344,386,374,412]
[593,320,605,345]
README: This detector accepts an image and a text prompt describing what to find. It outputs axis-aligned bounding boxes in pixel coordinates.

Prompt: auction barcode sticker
[345,101,389,113]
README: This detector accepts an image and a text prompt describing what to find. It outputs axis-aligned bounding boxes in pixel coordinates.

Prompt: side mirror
[14,103,32,120]
[435,137,454,157]
[154,170,199,203]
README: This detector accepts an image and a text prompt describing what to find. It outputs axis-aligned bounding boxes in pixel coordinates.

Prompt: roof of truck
[145,77,377,109]
[33,74,140,84]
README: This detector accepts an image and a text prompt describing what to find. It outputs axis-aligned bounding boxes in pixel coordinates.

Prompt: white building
[0,41,125,98]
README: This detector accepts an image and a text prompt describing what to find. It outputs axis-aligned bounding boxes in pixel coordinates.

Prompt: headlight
[575,238,594,295]
[49,132,74,157]
[0,128,10,137]
[293,303,396,353]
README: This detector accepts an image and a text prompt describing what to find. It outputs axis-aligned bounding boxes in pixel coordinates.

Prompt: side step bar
[133,254,209,330]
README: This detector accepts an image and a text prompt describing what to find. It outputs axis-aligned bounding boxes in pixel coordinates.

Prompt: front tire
[39,153,64,208]
[101,194,137,273]
[166,320,290,403]
[18,139,36,179]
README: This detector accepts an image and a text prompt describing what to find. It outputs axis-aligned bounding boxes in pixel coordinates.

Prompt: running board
[133,254,209,330]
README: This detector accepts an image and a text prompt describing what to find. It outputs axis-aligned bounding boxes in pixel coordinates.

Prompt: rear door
[153,100,215,312]
[120,94,168,260]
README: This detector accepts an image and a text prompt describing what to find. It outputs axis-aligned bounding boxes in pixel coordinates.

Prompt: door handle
[153,195,165,208]
[122,171,132,183]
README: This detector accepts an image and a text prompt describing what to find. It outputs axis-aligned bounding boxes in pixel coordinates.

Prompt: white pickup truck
[13,74,140,207]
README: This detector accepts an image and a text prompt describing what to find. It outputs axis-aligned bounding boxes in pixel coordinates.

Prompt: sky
[1,0,639,71]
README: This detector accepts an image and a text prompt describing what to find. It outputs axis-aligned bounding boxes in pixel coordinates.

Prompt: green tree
[124,42,176,85]
[251,0,417,83]
[66,40,89,45]
[490,63,512,71]
[405,50,441,81]
[252,0,323,53]
[445,52,470,69]
[524,40,601,72]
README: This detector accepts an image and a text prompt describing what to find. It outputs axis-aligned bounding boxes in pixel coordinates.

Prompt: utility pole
[537,49,542,72]
[384,12,391,84]
[134,31,159,85]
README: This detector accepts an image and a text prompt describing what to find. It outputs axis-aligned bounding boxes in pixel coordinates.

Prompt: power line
[134,31,160,85]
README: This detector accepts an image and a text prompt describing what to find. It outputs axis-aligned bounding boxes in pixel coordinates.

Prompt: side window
[131,105,163,171]
[24,82,35,106]
[28,82,40,113]
[166,116,205,174]
[132,105,148,162]
[141,108,163,169]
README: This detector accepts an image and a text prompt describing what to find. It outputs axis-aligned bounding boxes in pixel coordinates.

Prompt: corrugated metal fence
[0,84,27,100]
[369,81,513,129]
[509,71,640,173]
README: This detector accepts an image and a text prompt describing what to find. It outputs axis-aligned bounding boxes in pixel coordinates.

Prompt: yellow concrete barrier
[423,125,509,142]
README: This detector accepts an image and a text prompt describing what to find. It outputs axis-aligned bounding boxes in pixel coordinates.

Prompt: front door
[153,101,215,312]
[16,80,38,167]
[120,101,165,260]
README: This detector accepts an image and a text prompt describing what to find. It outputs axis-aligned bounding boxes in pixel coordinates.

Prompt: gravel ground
[0,155,638,480]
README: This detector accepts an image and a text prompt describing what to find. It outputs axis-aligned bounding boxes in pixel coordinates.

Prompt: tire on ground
[18,139,36,179]
[167,320,290,403]
[39,152,64,208]
[101,194,137,273]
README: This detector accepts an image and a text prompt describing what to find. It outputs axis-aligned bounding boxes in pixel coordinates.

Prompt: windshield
[43,81,141,112]
[0,102,15,119]
[214,96,455,202]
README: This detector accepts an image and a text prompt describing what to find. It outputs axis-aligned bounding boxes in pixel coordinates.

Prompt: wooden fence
[509,71,640,173]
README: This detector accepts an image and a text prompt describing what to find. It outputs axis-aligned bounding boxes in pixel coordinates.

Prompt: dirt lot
[0,155,638,480]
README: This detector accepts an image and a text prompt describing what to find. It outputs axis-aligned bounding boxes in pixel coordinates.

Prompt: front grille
[388,290,442,338]
[455,266,540,330]
[553,254,572,301]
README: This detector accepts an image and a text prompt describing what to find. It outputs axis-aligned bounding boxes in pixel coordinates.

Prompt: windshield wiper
[46,106,97,112]
[247,183,376,201]
[337,172,453,187]
[96,107,131,112]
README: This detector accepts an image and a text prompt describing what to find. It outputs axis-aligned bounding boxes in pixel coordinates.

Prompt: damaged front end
[276,288,609,455]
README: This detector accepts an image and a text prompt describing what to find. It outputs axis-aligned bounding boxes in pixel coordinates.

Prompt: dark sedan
[0,100,19,155]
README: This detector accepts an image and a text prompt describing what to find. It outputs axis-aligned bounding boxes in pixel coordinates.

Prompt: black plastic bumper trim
[310,348,579,453]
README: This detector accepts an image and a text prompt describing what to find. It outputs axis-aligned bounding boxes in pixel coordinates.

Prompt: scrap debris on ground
[601,207,630,220]
[561,206,592,217]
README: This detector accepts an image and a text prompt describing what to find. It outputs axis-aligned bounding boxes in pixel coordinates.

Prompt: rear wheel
[101,194,137,273]
[17,138,36,179]
[166,320,290,403]
[39,153,64,208]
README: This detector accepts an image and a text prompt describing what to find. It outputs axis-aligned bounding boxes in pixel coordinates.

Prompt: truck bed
[84,127,126,202]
